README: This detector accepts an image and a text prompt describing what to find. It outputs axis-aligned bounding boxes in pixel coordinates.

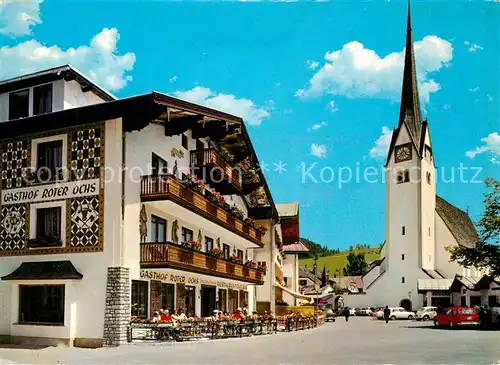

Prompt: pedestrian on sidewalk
[343,307,350,322]
[384,306,391,323]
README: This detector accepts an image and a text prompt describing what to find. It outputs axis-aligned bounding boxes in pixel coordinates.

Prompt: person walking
[383,306,391,323]
[344,307,350,322]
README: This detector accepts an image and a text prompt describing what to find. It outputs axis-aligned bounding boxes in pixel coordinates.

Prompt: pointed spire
[398,0,423,147]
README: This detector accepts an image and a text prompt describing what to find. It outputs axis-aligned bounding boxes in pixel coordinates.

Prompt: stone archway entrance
[334,295,344,311]
[399,298,412,311]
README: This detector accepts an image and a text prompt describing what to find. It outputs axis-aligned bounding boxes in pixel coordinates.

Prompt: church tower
[384,2,436,302]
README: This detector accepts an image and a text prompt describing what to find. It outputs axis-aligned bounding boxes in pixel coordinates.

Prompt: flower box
[208,247,224,259]
[244,259,257,269]
[182,240,202,251]
[182,173,205,193]
[229,255,243,264]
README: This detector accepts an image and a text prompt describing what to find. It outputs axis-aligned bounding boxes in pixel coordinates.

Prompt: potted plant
[256,225,268,235]
[229,254,243,264]
[244,259,257,269]
[182,239,202,251]
[208,247,224,258]
[182,173,205,193]
[230,204,244,220]
[218,146,234,164]
[208,190,226,208]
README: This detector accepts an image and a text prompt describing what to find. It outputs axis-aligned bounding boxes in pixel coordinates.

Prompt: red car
[434,306,480,329]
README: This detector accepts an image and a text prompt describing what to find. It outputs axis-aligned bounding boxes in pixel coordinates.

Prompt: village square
[0,0,498,364]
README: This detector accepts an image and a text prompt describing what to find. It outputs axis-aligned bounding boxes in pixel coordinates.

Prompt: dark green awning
[2,260,83,281]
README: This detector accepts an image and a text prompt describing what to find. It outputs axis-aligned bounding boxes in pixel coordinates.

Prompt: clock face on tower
[395,143,412,163]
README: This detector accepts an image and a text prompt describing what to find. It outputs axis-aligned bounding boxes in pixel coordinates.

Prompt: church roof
[385,2,426,166]
[436,195,479,248]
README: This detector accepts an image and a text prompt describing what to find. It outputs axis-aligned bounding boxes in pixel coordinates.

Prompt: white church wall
[435,213,462,278]
[420,128,436,270]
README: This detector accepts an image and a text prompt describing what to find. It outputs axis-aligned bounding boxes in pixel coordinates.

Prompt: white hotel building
[0,66,294,347]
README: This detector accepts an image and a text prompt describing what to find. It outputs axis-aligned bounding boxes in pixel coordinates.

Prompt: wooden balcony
[190,148,242,194]
[140,242,265,285]
[141,175,264,247]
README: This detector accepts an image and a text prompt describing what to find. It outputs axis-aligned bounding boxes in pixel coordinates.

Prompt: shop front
[134,269,252,319]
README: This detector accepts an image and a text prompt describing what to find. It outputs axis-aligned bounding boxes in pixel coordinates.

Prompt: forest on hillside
[300,237,380,257]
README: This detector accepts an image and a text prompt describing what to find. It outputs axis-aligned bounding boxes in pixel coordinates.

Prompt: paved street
[1,318,499,364]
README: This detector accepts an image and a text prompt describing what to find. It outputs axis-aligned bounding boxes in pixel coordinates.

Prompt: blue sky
[1,0,498,249]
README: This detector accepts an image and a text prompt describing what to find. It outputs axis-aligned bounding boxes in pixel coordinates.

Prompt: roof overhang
[2,260,83,281]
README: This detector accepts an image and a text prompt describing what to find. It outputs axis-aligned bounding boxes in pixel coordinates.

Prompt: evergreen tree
[343,253,368,276]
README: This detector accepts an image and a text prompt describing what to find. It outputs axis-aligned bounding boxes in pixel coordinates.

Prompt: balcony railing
[140,175,264,247]
[190,148,242,194]
[140,242,265,285]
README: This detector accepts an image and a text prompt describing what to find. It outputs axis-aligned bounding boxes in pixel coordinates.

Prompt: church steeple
[398,1,423,149]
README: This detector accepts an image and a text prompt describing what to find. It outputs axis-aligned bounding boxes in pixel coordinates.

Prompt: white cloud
[306,60,319,70]
[173,86,271,126]
[326,100,339,112]
[0,27,136,91]
[465,132,500,160]
[311,121,327,130]
[490,158,500,165]
[487,94,494,102]
[169,76,178,83]
[0,0,42,36]
[310,143,327,158]
[464,41,484,52]
[297,36,453,103]
[443,104,452,110]
[469,87,479,92]
[370,126,393,160]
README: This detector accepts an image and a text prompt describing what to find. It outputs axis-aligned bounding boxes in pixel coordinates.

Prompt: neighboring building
[298,266,321,294]
[282,241,310,306]
[255,202,311,311]
[0,65,283,347]
[346,6,492,310]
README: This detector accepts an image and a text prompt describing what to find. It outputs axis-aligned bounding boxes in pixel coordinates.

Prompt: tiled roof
[2,260,83,281]
[332,276,363,291]
[283,241,310,253]
[276,202,299,217]
[436,195,479,248]
[299,267,320,284]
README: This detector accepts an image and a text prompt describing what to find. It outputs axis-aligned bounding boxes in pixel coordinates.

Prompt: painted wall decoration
[1,140,29,190]
[172,220,179,242]
[140,204,147,242]
[0,204,27,251]
[171,148,184,159]
[0,123,105,256]
[70,195,100,247]
[70,127,102,181]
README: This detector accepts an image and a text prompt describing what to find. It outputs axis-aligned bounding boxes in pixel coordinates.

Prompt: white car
[374,307,414,320]
[349,308,356,316]
[415,306,438,321]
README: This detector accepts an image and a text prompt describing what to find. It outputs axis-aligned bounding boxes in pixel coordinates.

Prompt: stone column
[103,267,131,347]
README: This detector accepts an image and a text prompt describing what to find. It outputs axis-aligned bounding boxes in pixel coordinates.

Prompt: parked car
[325,308,336,322]
[415,306,438,321]
[434,307,480,329]
[374,307,414,320]
[355,307,372,316]
[349,308,356,316]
